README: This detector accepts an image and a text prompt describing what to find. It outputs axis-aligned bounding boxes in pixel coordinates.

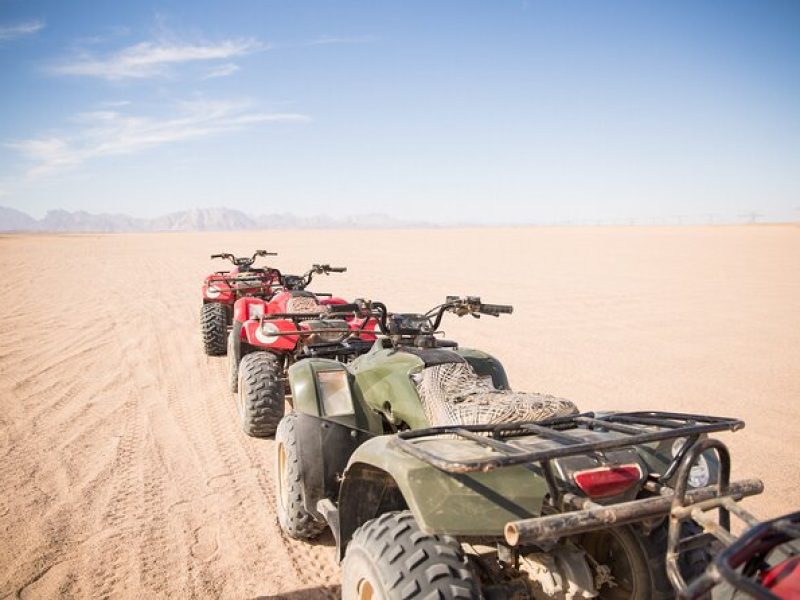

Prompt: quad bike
[664,439,800,599]
[200,250,279,356]
[229,264,380,437]
[269,296,772,599]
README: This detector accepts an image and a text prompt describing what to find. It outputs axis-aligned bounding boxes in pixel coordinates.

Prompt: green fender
[287,359,383,432]
[338,435,548,543]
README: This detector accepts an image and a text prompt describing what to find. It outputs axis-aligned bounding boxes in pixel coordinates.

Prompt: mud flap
[291,413,374,542]
[230,320,243,364]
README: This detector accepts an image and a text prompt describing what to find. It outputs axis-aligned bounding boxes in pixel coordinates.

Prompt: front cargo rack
[392,411,744,475]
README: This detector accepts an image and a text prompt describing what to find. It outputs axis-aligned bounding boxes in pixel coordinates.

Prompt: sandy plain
[0,225,798,599]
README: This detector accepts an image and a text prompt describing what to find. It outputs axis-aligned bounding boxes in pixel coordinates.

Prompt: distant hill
[0,206,433,232]
[0,206,39,231]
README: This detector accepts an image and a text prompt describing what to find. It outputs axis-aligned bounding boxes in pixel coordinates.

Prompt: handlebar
[338,296,512,340]
[210,250,278,267]
[311,264,347,274]
[478,303,514,316]
[283,264,348,290]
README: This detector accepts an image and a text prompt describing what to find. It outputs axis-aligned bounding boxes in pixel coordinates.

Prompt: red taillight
[573,464,642,499]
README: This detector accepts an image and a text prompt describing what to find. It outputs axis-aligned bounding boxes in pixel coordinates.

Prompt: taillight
[573,464,642,499]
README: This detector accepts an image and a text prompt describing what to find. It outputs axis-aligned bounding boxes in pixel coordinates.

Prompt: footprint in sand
[206,473,235,491]
[190,523,219,562]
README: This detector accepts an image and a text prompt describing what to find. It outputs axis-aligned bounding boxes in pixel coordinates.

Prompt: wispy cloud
[203,62,240,79]
[306,34,378,46]
[0,20,45,41]
[50,38,261,80]
[8,100,310,177]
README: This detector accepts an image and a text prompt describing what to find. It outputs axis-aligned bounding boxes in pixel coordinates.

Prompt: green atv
[272,297,764,599]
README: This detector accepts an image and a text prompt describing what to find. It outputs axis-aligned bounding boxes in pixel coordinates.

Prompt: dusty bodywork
[228,265,381,437]
[268,297,791,599]
[200,250,280,356]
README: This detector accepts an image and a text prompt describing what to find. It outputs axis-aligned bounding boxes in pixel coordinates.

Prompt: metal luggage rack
[392,411,745,476]
[392,412,764,549]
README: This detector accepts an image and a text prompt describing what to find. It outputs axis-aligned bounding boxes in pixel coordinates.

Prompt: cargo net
[286,296,321,314]
[415,362,579,427]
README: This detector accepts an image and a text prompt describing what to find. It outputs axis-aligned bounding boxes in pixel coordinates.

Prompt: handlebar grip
[328,267,347,273]
[480,303,514,315]
[210,254,224,259]
[327,303,360,313]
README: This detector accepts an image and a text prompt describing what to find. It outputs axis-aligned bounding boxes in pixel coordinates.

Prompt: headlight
[247,304,264,320]
[317,370,353,416]
[206,286,221,299]
[672,439,711,488]
[255,322,279,344]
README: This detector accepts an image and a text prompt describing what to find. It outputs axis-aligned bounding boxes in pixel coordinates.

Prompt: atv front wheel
[275,412,326,540]
[341,511,479,600]
[236,351,285,437]
[201,303,228,356]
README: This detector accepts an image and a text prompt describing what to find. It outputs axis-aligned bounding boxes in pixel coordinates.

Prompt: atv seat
[415,362,578,427]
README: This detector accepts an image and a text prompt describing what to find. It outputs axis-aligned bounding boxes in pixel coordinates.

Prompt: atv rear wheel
[275,412,326,540]
[236,351,284,437]
[341,511,479,600]
[577,521,710,599]
[201,303,228,356]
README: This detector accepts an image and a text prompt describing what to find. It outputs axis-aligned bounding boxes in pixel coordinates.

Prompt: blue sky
[0,1,798,223]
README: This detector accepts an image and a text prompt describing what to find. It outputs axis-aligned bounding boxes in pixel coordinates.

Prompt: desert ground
[1,225,798,599]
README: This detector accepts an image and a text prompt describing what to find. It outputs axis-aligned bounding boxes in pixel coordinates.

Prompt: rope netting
[415,361,578,426]
[286,296,322,314]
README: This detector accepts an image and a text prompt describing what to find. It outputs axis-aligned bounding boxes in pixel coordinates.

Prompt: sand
[0,225,798,598]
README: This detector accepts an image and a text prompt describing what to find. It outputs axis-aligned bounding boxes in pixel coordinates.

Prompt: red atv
[201,250,279,356]
[228,265,381,437]
[667,440,800,599]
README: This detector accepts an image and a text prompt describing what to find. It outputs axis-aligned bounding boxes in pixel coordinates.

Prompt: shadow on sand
[253,585,341,599]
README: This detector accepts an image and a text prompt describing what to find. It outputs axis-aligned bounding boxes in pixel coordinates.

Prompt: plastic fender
[340,436,547,539]
[346,317,378,342]
[203,276,233,303]
[267,290,293,314]
[287,360,383,433]
[233,296,267,323]
[287,360,325,417]
[351,348,429,429]
[456,347,510,390]
[242,319,298,351]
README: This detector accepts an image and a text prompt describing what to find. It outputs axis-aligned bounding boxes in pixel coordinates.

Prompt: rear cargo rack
[392,411,743,475]
[392,412,761,548]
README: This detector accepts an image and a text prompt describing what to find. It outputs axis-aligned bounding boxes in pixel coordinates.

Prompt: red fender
[233,297,268,323]
[761,556,800,599]
[242,319,298,351]
[266,290,293,314]
[349,317,379,341]
[203,274,233,303]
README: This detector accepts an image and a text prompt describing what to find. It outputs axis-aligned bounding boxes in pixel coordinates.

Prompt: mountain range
[0,206,433,232]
